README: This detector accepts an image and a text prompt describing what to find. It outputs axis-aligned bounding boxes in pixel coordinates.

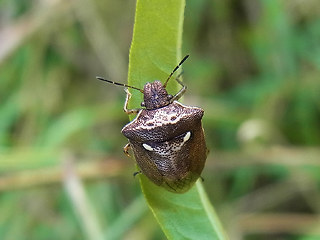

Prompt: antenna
[163,55,189,88]
[96,77,144,93]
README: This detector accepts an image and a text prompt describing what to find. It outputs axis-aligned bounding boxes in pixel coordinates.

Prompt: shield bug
[97,55,208,193]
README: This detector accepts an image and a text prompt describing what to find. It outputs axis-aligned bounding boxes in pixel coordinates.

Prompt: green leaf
[127,0,229,239]
[127,0,184,110]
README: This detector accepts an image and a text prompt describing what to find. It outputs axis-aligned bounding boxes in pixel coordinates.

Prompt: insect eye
[167,94,173,100]
[141,101,145,107]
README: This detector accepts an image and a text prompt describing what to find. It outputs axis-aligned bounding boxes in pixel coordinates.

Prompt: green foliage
[127,0,228,239]
[142,178,227,239]
[127,0,183,108]
[1,0,320,239]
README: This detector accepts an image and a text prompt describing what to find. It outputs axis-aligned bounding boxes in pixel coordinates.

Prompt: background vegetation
[1,0,320,239]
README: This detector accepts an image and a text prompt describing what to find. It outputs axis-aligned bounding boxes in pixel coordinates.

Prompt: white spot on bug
[149,131,192,160]
[143,143,154,151]
[183,131,191,143]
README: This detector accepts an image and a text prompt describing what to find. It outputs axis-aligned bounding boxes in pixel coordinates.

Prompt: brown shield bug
[97,55,208,193]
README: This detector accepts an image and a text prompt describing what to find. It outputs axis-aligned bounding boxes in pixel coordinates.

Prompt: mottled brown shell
[122,101,207,193]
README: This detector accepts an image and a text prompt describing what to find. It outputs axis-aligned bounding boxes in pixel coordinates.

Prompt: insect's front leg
[124,88,141,114]
[170,77,187,102]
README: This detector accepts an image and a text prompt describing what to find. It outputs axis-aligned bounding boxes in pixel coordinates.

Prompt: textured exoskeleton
[97,55,208,193]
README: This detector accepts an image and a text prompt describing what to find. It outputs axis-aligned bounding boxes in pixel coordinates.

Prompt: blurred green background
[1,0,320,239]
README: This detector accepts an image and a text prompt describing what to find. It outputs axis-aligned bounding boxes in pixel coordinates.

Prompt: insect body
[97,55,208,193]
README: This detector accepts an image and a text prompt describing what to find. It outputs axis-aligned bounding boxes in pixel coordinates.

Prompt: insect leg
[124,88,141,114]
[170,77,187,102]
[133,171,142,177]
[174,70,184,80]
[123,143,132,157]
